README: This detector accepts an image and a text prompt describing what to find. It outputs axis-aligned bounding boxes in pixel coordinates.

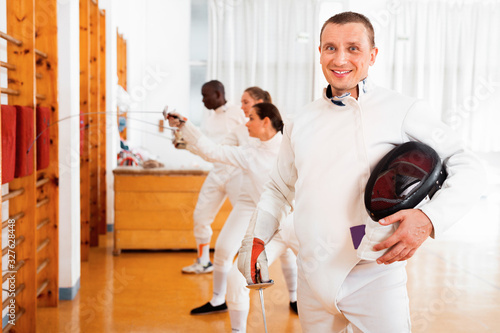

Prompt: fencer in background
[168,103,297,316]
[181,80,246,274]
[189,87,299,314]
[238,12,485,332]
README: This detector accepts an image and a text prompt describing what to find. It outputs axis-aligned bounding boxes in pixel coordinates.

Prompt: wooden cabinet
[113,167,231,254]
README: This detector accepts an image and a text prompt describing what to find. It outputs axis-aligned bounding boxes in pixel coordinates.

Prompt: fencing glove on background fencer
[238,210,281,284]
[164,108,185,149]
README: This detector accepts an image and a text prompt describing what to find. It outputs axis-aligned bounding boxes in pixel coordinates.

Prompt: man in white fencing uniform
[238,12,486,332]
[182,80,246,274]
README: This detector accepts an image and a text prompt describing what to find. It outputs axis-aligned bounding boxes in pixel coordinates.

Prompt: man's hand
[166,111,186,128]
[373,209,433,264]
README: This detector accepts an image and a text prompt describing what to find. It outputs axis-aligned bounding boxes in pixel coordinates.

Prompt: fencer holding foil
[167,104,298,325]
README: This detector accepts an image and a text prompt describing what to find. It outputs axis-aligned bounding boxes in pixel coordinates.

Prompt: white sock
[210,268,228,306]
[279,250,298,302]
[281,265,297,302]
[197,242,210,266]
[229,309,248,332]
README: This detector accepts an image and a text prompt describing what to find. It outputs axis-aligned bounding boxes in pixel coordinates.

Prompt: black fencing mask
[365,141,447,221]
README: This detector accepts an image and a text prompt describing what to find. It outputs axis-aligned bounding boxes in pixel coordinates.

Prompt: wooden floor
[37,194,500,332]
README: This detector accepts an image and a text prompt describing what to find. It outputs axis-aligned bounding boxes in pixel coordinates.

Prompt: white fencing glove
[238,235,269,284]
[238,210,281,284]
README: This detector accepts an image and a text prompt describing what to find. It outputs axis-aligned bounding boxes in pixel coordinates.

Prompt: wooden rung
[36,73,43,79]
[36,197,50,208]
[2,236,25,256]
[2,283,25,310]
[100,9,105,15]
[36,177,50,187]
[0,87,20,96]
[37,258,50,274]
[0,31,23,46]
[2,188,25,202]
[37,279,50,297]
[37,218,50,230]
[36,93,46,100]
[2,260,26,283]
[37,238,50,252]
[0,61,16,70]
[35,48,48,59]
[2,212,25,229]
[2,307,25,333]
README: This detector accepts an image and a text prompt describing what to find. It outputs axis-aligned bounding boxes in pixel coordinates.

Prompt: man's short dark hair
[320,11,375,48]
[203,80,225,96]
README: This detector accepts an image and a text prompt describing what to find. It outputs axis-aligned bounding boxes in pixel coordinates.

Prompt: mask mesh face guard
[365,142,447,221]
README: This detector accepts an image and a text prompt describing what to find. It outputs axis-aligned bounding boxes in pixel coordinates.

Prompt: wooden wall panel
[6,0,37,331]
[80,0,91,261]
[115,192,201,211]
[114,175,207,193]
[116,30,127,140]
[89,0,99,246]
[98,9,107,235]
[34,0,59,307]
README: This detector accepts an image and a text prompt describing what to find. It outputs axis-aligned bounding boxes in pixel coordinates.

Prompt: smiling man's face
[319,22,378,99]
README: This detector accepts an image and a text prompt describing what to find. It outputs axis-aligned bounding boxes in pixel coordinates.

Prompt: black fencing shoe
[290,301,298,315]
[190,302,228,315]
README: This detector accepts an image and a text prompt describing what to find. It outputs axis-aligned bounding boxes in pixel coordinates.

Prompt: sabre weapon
[246,263,274,333]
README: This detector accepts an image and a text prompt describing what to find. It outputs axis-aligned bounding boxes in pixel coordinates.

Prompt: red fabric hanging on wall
[1,105,17,184]
[15,105,34,178]
[36,106,51,170]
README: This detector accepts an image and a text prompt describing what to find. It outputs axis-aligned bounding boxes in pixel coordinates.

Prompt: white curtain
[385,0,500,152]
[207,0,317,115]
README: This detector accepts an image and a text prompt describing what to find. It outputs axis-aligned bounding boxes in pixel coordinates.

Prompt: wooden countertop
[112,166,209,176]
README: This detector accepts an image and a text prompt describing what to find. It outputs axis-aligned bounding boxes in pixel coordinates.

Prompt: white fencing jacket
[254,78,486,315]
[182,120,283,205]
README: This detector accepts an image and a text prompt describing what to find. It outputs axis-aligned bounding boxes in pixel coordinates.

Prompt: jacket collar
[214,103,228,113]
[258,131,282,150]
[323,77,372,106]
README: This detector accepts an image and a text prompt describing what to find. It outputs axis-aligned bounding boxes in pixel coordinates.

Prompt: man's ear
[215,90,223,100]
[370,47,379,66]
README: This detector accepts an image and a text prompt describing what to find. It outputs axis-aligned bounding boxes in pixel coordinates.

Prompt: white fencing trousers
[226,223,300,313]
[297,260,411,333]
[193,167,242,244]
[210,195,256,305]
[212,195,255,271]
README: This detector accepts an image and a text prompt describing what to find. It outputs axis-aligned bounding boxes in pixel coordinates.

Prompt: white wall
[58,0,81,292]
[113,0,208,170]
[102,0,210,229]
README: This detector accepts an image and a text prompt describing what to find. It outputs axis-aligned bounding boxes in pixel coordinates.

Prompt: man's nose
[332,50,347,66]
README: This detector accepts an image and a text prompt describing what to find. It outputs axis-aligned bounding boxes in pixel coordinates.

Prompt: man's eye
[349,47,357,51]
[327,46,335,51]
